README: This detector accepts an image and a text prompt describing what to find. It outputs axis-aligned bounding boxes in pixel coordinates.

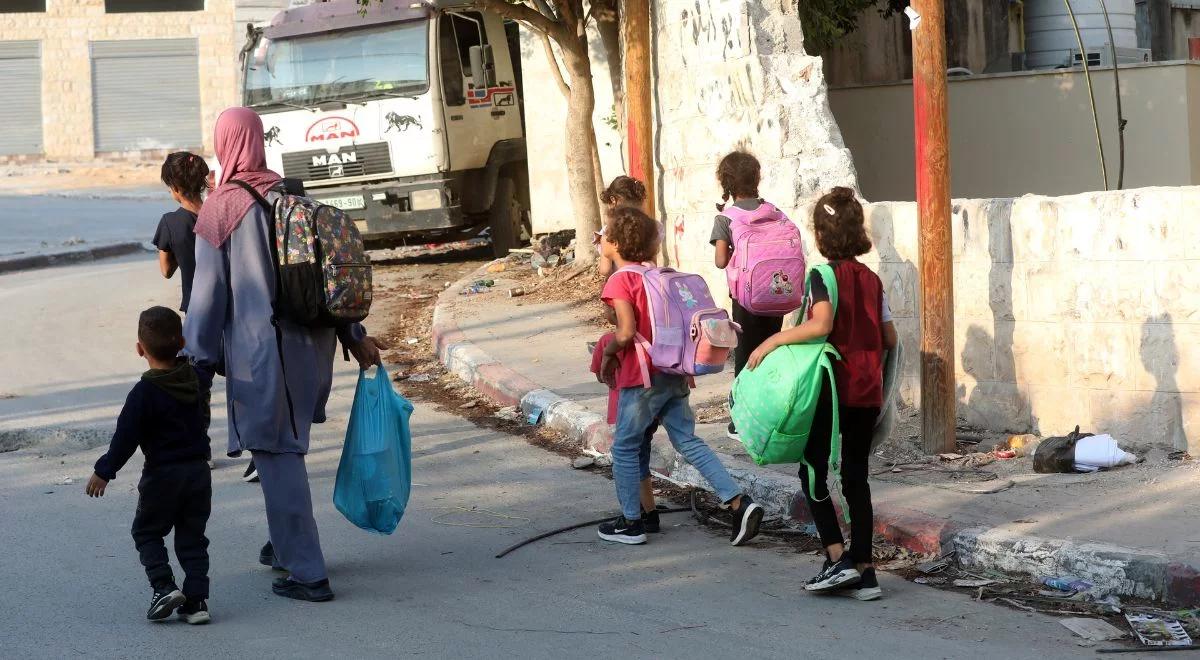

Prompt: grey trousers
[252,451,327,583]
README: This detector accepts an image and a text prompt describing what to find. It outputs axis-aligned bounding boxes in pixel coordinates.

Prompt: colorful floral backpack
[616,265,740,385]
[235,180,372,327]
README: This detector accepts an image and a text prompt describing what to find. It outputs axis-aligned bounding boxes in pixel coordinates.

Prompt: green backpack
[731,265,841,500]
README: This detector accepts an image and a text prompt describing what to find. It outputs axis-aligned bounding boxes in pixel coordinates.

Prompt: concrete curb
[429,262,1199,605]
[0,242,148,274]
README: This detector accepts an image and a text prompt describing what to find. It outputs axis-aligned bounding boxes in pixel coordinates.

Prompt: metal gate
[0,41,43,156]
[90,39,201,153]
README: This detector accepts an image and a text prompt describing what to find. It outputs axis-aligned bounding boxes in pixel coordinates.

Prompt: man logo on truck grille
[312,152,357,167]
[385,112,422,132]
[305,116,360,142]
[329,165,344,178]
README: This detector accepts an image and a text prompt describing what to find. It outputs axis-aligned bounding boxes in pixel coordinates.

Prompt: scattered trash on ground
[571,456,595,469]
[55,475,73,485]
[1126,613,1193,647]
[1043,577,1094,593]
[1061,617,1127,642]
[405,373,432,383]
[459,279,496,295]
[1033,426,1139,474]
[1074,434,1140,472]
[953,578,996,588]
[486,262,506,273]
[406,338,419,345]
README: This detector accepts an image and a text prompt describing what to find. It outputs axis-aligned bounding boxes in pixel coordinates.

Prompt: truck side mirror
[482,44,497,87]
[469,45,486,87]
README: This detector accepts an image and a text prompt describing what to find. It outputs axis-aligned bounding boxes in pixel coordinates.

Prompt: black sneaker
[805,558,834,587]
[643,508,661,534]
[272,577,334,602]
[844,568,882,601]
[804,556,861,593]
[259,541,285,571]
[146,585,186,621]
[597,516,646,545]
[726,422,740,442]
[242,460,259,483]
[177,599,211,625]
[729,495,764,546]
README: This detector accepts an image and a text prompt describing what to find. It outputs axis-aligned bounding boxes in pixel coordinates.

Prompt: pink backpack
[617,265,740,387]
[724,202,806,316]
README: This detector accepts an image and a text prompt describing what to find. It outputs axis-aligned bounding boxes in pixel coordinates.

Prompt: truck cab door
[436,11,522,173]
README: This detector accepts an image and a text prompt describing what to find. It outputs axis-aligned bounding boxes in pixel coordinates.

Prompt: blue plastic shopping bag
[333,365,414,535]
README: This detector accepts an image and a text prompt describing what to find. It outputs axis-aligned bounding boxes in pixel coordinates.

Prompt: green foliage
[798,0,907,54]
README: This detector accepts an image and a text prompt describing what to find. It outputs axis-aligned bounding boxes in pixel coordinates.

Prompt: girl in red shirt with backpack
[747,187,897,601]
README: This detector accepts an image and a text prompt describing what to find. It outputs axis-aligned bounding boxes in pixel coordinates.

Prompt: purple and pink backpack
[724,202,806,316]
[617,265,740,387]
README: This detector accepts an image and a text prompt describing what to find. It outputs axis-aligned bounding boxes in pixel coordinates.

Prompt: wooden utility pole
[622,0,654,219]
[910,0,956,454]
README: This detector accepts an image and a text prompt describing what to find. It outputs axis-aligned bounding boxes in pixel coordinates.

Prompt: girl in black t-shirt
[153,152,210,313]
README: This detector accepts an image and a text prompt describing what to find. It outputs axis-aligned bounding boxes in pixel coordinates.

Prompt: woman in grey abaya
[184,107,386,602]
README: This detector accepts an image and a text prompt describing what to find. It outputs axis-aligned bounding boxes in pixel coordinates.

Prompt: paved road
[0,191,169,258]
[0,256,1107,659]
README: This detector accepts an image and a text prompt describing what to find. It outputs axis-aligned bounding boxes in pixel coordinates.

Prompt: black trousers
[131,460,212,599]
[798,380,880,564]
[731,299,783,376]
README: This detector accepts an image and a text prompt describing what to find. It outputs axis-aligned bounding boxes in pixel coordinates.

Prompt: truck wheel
[489,177,523,258]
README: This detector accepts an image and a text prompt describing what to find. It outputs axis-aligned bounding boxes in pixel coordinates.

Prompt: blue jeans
[613,374,742,520]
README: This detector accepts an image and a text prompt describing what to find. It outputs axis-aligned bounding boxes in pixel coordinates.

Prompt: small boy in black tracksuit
[86,306,213,624]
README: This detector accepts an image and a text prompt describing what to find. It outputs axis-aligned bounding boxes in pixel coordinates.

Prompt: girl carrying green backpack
[731,187,897,601]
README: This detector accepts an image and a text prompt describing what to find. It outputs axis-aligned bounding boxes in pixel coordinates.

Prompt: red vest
[827,260,884,408]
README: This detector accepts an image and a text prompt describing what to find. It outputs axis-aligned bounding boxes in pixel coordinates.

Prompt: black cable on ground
[496,491,814,559]
[493,506,689,559]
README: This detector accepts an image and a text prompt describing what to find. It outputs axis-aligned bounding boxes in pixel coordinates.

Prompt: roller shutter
[90,39,201,152]
[0,41,43,156]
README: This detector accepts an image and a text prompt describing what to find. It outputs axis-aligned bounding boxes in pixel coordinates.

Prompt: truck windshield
[246,20,428,108]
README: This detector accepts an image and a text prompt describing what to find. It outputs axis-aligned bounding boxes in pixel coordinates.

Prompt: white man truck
[243,0,530,255]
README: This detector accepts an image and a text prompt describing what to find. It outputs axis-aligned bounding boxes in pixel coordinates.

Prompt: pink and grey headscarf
[194,107,282,248]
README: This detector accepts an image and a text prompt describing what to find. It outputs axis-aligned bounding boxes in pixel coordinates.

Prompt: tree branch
[530,0,557,21]
[475,0,564,40]
[540,32,571,98]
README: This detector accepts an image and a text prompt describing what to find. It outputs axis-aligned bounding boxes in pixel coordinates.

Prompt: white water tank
[1025,0,1138,69]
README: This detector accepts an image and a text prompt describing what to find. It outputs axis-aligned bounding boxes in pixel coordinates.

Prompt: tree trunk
[560,42,603,265]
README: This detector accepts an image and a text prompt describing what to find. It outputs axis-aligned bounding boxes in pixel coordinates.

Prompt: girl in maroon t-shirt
[747,187,898,601]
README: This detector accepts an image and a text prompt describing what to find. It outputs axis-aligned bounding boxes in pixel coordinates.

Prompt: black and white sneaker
[242,460,259,483]
[643,508,661,534]
[177,599,211,624]
[844,568,882,601]
[726,422,740,442]
[729,496,764,546]
[805,558,834,587]
[597,516,646,545]
[804,557,861,593]
[146,586,186,621]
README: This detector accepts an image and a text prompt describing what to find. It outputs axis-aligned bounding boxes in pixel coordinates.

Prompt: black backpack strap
[231,179,300,440]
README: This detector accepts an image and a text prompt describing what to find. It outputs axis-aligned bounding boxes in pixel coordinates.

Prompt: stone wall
[744,189,1199,453]
[654,0,858,296]
[0,0,237,160]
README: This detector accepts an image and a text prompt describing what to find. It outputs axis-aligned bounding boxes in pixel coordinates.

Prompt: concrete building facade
[0,0,289,162]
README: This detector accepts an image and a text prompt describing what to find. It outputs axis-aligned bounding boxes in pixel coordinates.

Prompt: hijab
[194,107,282,248]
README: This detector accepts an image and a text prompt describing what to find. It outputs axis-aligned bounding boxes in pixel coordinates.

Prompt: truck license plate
[321,195,365,211]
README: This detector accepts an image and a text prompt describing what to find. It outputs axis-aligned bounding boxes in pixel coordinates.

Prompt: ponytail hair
[161,151,210,203]
[715,150,761,212]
